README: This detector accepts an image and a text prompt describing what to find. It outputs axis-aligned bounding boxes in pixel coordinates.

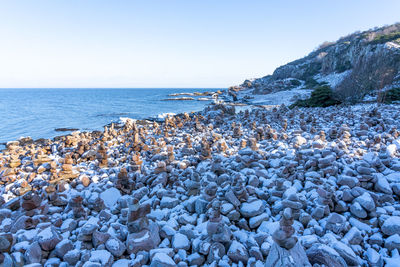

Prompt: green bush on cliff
[370,32,400,44]
[335,60,352,73]
[382,87,400,103]
[290,79,301,87]
[304,77,319,88]
[290,85,341,108]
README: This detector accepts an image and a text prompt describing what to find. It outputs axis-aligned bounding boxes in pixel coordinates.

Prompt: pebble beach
[1,101,400,267]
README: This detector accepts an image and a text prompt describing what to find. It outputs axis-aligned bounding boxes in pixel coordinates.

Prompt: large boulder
[126,222,160,254]
[37,226,62,251]
[227,240,249,264]
[265,242,311,267]
[381,216,400,236]
[150,252,176,267]
[89,250,114,267]
[306,243,347,267]
[240,199,265,218]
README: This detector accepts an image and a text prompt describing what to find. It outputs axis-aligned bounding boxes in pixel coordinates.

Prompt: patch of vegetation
[290,85,341,108]
[316,41,336,51]
[370,31,400,44]
[300,62,322,81]
[379,88,400,103]
[335,60,352,73]
[290,79,301,87]
[304,77,319,88]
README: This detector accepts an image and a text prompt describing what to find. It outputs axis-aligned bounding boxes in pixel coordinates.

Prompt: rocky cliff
[237,23,400,103]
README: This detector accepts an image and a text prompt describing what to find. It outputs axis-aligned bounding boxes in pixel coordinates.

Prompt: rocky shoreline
[1,102,400,266]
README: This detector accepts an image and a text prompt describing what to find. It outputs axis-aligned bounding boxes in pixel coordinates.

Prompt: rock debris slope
[1,103,400,266]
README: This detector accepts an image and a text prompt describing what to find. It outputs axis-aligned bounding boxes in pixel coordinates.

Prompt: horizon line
[0,87,227,89]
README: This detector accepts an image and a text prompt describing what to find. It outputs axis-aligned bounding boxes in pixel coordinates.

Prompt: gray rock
[187,253,205,266]
[172,233,190,251]
[386,172,400,183]
[11,216,31,233]
[342,189,354,202]
[149,248,174,259]
[344,227,362,245]
[82,262,102,267]
[366,248,383,267]
[24,241,42,264]
[23,264,42,267]
[249,246,263,261]
[381,216,400,236]
[44,257,61,267]
[249,213,269,229]
[350,202,367,219]
[160,197,180,209]
[160,225,176,239]
[311,206,325,220]
[207,242,225,263]
[227,240,249,263]
[0,233,12,252]
[325,213,346,234]
[126,222,160,254]
[357,166,372,175]
[195,198,208,214]
[393,183,400,197]
[227,210,241,221]
[354,192,375,212]
[220,202,234,215]
[369,233,383,246]
[37,226,62,251]
[2,253,13,267]
[81,217,99,235]
[60,218,77,232]
[384,234,400,251]
[265,242,311,267]
[332,241,359,266]
[89,250,114,267]
[375,176,392,194]
[306,243,347,267]
[63,249,81,265]
[225,190,241,207]
[92,230,111,248]
[150,252,176,267]
[11,251,24,267]
[337,176,358,188]
[55,239,73,258]
[100,187,121,209]
[112,259,130,267]
[240,200,265,218]
[106,238,126,257]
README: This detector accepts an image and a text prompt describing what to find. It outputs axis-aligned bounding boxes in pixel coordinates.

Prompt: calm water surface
[0,88,220,145]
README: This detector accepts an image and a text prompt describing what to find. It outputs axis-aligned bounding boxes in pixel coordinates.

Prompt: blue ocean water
[0,88,220,145]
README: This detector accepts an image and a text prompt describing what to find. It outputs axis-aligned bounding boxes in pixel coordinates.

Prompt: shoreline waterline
[0,88,225,148]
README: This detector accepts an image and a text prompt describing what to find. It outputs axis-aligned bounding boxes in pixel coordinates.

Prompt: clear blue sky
[0,0,399,88]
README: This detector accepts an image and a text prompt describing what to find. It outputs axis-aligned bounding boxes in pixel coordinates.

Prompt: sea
[0,88,221,146]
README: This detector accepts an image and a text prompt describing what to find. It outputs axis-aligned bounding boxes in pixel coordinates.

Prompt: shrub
[316,41,336,51]
[290,79,301,87]
[379,88,400,103]
[300,62,322,81]
[290,85,341,108]
[370,31,400,44]
[304,77,319,88]
[335,60,352,73]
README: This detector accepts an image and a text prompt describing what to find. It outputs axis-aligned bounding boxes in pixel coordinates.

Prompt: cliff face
[239,23,400,103]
